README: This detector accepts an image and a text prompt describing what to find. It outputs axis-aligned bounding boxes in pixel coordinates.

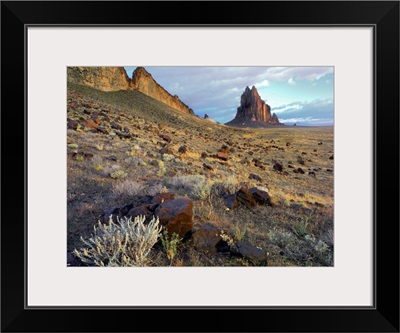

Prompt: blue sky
[125,66,334,126]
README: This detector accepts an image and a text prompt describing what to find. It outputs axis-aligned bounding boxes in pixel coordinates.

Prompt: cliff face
[67,66,194,115]
[130,67,194,115]
[67,67,131,91]
[225,86,280,127]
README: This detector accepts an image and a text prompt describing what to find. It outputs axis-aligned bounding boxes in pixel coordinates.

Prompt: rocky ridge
[67,66,194,115]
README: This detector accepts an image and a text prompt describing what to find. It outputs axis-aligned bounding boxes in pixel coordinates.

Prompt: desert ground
[67,83,334,267]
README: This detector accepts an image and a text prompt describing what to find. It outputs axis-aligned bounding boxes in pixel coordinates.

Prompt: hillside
[67,82,334,267]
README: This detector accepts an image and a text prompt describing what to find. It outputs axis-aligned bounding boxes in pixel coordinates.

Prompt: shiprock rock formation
[67,66,194,115]
[225,86,280,127]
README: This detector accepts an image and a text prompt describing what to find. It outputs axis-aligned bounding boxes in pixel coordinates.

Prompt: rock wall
[67,67,131,92]
[130,67,193,115]
[67,66,194,115]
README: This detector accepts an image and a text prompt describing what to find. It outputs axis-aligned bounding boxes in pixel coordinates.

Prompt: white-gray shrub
[73,215,162,267]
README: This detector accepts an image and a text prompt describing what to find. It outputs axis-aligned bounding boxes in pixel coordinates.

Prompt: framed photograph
[2,1,399,332]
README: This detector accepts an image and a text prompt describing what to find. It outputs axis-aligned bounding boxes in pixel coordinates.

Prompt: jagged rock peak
[130,67,194,115]
[237,85,279,124]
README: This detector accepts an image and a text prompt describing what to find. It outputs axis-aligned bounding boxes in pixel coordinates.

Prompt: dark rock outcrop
[105,193,193,238]
[230,241,268,265]
[192,225,223,253]
[225,86,280,127]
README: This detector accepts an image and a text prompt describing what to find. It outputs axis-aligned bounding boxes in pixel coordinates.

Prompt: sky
[125,66,334,126]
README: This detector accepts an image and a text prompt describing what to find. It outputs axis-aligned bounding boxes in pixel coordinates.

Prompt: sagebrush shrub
[112,179,145,197]
[166,175,210,200]
[73,215,162,267]
[110,169,127,179]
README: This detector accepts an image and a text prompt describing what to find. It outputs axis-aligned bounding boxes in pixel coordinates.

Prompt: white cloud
[255,79,269,87]
[288,78,296,85]
[265,67,333,82]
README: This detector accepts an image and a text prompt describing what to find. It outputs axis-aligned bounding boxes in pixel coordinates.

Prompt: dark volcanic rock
[250,187,272,206]
[249,173,262,182]
[104,193,192,238]
[192,225,223,253]
[230,241,267,265]
[293,168,305,174]
[67,119,78,130]
[273,162,283,172]
[155,198,193,237]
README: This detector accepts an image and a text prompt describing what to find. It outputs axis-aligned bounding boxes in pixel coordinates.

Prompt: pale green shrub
[160,230,181,264]
[68,143,79,149]
[110,170,127,179]
[112,179,145,197]
[234,222,246,241]
[73,215,162,267]
[162,154,175,162]
[165,175,210,200]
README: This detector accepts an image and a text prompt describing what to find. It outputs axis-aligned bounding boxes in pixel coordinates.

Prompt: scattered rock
[115,131,131,139]
[219,145,229,153]
[297,156,305,165]
[329,155,334,160]
[108,155,118,161]
[308,171,316,177]
[253,158,263,168]
[293,168,305,174]
[203,163,214,171]
[159,134,172,143]
[217,151,229,161]
[249,187,272,206]
[159,147,173,155]
[178,145,188,154]
[273,162,283,172]
[249,173,262,182]
[240,157,251,165]
[82,119,98,129]
[155,198,194,237]
[318,142,323,145]
[286,142,291,147]
[105,194,193,238]
[230,241,267,265]
[67,119,78,130]
[96,126,109,134]
[111,122,122,131]
[192,226,223,253]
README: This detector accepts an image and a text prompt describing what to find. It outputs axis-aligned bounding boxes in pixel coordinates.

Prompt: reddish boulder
[192,226,223,253]
[236,186,257,208]
[155,198,193,238]
[217,151,229,161]
[82,119,98,129]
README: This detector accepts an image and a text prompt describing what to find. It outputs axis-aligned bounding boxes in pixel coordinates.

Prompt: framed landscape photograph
[2,1,399,332]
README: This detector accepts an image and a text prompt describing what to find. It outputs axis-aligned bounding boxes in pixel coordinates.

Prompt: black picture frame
[1,1,399,332]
